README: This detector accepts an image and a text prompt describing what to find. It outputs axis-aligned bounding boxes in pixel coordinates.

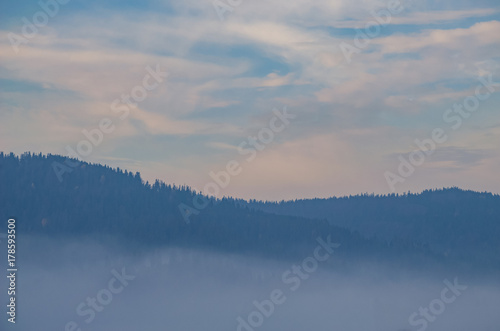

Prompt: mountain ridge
[1,152,498,272]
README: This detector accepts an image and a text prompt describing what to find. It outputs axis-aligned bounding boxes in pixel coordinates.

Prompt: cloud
[1,0,499,198]
[425,146,492,168]
[331,8,499,28]
[377,20,500,54]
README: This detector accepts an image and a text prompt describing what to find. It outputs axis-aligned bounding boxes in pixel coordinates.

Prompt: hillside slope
[242,188,500,266]
[1,152,497,271]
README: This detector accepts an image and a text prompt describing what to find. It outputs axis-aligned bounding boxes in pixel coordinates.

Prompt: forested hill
[240,188,500,266]
[1,152,498,271]
[0,152,416,263]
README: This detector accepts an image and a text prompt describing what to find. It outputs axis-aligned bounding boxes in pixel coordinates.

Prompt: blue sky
[1,0,500,200]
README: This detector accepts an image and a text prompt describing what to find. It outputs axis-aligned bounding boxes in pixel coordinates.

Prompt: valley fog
[2,235,499,331]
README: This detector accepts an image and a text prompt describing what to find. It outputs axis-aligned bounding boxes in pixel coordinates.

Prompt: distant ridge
[1,152,499,271]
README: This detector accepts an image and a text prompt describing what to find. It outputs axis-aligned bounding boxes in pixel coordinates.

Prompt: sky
[1,0,499,200]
